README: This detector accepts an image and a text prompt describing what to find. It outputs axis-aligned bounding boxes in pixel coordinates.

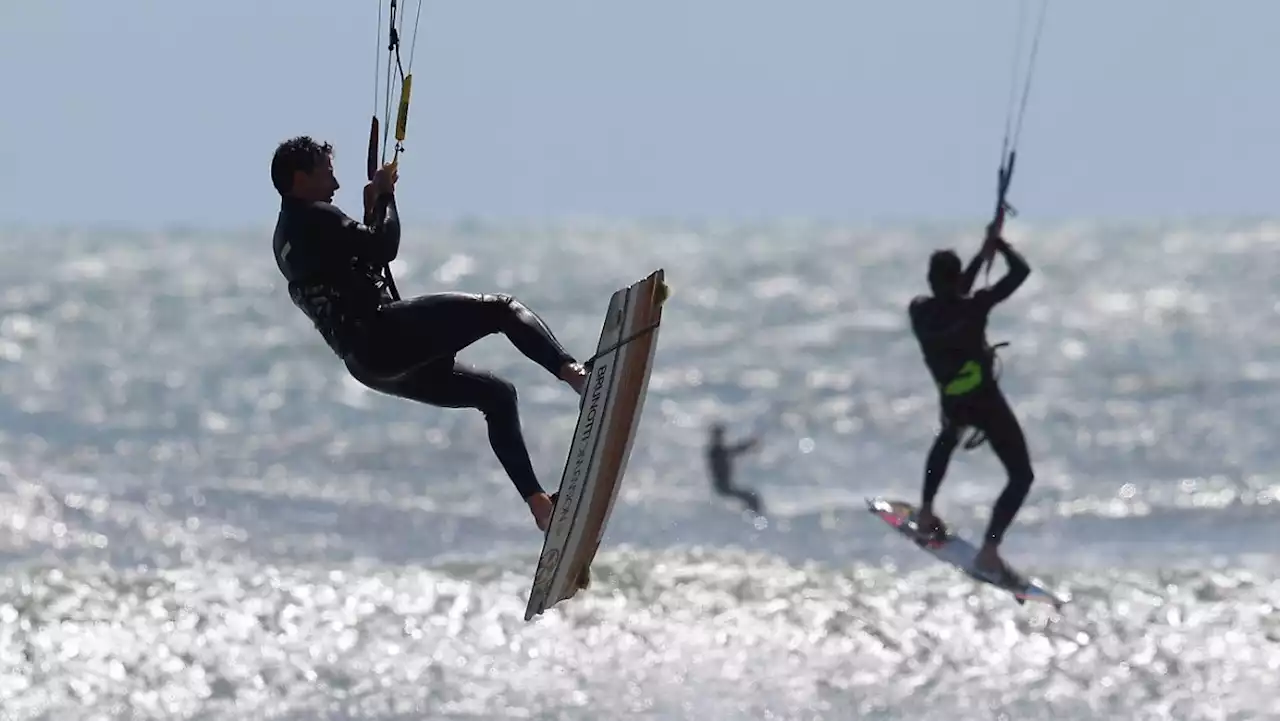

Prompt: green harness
[941,342,1009,450]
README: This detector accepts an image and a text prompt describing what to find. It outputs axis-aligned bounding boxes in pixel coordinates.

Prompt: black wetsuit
[272,193,576,500]
[707,433,764,514]
[908,239,1032,545]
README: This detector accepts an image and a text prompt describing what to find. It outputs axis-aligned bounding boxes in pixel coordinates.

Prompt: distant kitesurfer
[907,222,1033,581]
[268,136,588,532]
[706,423,765,515]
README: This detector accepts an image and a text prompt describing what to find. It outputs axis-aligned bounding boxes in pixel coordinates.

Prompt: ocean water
[0,219,1276,721]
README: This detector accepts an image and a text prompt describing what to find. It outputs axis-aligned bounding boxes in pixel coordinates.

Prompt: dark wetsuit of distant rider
[706,423,764,515]
[268,136,587,533]
[908,225,1032,578]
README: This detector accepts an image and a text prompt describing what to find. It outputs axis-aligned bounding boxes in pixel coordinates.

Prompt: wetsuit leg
[709,455,731,494]
[732,487,763,515]
[973,390,1035,546]
[350,358,545,500]
[710,463,760,514]
[366,292,576,380]
[921,421,962,510]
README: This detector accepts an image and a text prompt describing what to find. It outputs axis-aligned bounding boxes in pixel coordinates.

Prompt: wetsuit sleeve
[973,238,1030,312]
[309,196,402,265]
[958,250,987,295]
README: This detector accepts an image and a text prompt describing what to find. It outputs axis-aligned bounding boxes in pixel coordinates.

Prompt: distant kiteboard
[867,497,1068,610]
[524,269,669,621]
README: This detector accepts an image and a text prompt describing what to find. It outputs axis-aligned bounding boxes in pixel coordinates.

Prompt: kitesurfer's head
[927,249,963,297]
[271,136,339,202]
[710,423,725,442]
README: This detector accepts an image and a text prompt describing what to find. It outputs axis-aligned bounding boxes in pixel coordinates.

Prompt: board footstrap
[583,321,660,371]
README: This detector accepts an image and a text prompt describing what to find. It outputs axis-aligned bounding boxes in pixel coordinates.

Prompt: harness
[954,341,1009,450]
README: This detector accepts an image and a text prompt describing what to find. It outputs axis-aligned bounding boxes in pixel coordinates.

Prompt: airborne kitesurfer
[908,222,1033,581]
[268,136,588,532]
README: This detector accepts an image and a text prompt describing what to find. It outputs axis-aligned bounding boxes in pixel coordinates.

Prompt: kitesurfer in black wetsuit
[908,223,1033,580]
[706,423,764,515]
[268,136,588,532]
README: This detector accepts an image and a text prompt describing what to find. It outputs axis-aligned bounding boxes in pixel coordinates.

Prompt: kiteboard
[866,497,1067,610]
[524,269,669,621]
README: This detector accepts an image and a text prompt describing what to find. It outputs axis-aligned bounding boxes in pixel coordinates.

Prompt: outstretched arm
[958,247,987,295]
[974,236,1031,310]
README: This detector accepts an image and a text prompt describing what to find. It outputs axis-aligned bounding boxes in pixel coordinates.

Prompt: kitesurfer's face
[294,153,339,203]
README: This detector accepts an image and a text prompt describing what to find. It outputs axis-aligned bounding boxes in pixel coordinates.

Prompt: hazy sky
[1,0,1276,227]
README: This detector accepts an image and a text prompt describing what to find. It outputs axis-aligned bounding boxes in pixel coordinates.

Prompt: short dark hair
[928,249,962,293]
[270,136,333,195]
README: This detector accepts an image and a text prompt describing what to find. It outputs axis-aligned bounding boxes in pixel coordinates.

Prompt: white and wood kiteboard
[524,269,669,621]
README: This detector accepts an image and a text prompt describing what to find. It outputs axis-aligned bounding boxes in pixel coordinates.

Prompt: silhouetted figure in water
[706,423,764,515]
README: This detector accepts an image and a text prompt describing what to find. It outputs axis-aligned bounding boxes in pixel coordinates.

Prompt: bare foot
[974,543,1012,582]
[527,492,554,532]
[558,361,588,397]
[915,506,945,538]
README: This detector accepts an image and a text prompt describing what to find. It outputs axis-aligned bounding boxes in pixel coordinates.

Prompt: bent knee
[478,292,528,325]
[1010,466,1035,489]
[934,424,963,447]
[485,292,521,312]
[474,374,519,414]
